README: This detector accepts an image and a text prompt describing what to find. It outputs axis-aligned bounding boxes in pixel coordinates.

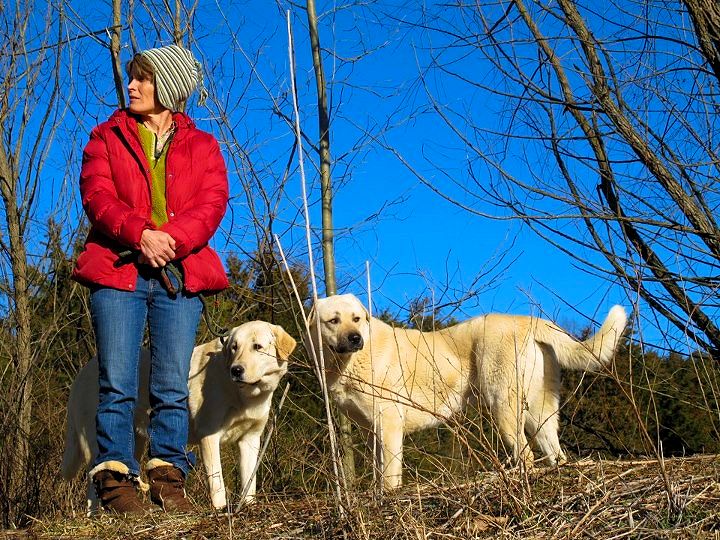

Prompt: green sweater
[137,123,170,226]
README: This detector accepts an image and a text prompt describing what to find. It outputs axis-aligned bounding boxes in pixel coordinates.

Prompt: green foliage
[4,227,720,520]
[562,341,720,459]
[0,220,94,524]
[29,221,95,385]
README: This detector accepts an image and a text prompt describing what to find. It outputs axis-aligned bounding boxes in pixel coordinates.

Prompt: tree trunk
[0,152,33,527]
[110,0,125,108]
[173,0,183,45]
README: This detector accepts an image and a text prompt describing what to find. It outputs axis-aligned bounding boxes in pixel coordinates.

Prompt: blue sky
[261,3,628,330]
[36,1,642,342]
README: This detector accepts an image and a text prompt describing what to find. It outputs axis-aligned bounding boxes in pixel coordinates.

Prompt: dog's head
[308,294,371,356]
[223,321,296,395]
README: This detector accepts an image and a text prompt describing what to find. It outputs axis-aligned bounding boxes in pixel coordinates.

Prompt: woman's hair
[126,54,155,82]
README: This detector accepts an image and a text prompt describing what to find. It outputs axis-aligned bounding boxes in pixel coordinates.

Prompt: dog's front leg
[381,412,404,489]
[238,432,261,503]
[199,433,226,510]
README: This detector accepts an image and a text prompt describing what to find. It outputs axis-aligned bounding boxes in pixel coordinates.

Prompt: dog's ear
[273,325,297,362]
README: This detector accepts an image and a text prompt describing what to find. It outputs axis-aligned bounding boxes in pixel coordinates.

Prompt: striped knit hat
[140,45,208,110]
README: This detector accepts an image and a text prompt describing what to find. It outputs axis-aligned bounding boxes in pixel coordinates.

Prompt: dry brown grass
[8,454,719,539]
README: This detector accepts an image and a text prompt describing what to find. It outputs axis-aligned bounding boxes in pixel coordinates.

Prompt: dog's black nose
[231,365,245,380]
[348,333,363,348]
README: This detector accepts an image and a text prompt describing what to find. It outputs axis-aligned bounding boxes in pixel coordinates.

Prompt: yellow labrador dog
[62,321,296,512]
[308,294,626,488]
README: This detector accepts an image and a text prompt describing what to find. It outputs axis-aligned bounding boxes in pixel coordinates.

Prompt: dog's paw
[217,502,241,514]
[216,496,256,514]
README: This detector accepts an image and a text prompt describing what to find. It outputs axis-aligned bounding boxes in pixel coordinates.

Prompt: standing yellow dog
[308,294,626,488]
[62,321,296,512]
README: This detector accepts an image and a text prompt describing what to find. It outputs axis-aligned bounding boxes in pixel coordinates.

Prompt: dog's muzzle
[336,332,364,353]
[231,365,285,386]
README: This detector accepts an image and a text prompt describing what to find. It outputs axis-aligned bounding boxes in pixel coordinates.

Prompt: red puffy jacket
[72,109,229,294]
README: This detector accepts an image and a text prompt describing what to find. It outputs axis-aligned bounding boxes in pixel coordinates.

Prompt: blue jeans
[90,270,203,477]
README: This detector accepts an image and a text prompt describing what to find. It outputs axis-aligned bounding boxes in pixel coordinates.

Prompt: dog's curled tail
[540,305,627,372]
[60,410,81,480]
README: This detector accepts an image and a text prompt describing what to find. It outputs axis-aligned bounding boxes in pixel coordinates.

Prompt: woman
[72,45,229,514]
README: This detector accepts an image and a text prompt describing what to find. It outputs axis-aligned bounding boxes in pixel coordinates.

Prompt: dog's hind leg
[492,399,534,468]
[534,424,566,466]
[525,391,566,466]
[85,476,100,516]
[525,409,565,465]
[364,420,384,487]
[133,428,148,467]
[61,417,82,481]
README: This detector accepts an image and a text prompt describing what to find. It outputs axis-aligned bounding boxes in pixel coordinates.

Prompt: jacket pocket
[181,246,229,294]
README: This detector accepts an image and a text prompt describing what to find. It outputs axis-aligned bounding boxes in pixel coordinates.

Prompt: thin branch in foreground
[284,8,348,513]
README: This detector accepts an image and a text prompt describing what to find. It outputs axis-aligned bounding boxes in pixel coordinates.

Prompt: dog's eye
[352,316,361,323]
[328,318,339,325]
[231,343,238,353]
[253,343,263,351]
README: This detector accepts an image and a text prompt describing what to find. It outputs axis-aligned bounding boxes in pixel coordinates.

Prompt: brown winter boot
[146,459,193,512]
[91,462,151,515]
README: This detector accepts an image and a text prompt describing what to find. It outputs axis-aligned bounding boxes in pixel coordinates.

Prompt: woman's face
[127,77,165,115]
